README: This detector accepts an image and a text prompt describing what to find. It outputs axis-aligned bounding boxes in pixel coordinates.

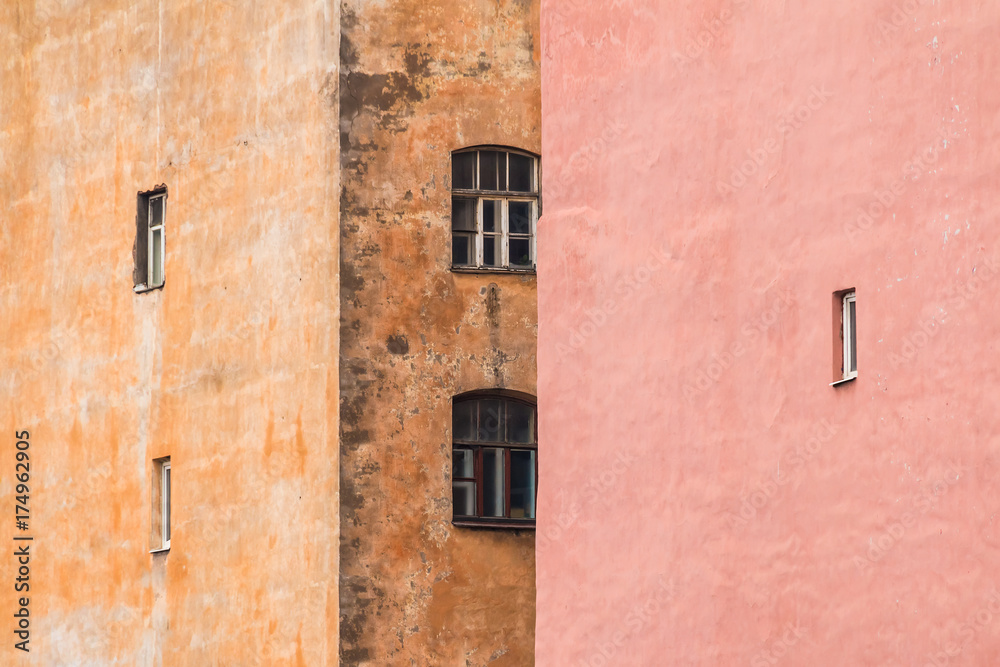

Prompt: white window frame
[842,291,857,381]
[147,192,166,288]
[162,460,171,549]
[151,458,171,553]
[452,149,538,271]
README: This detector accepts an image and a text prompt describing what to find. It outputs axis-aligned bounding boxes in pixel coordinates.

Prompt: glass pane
[480,151,502,191]
[483,448,505,517]
[454,448,474,477]
[150,229,164,286]
[509,154,533,192]
[164,467,171,542]
[483,200,498,232]
[452,233,473,266]
[149,195,163,228]
[508,401,535,443]
[452,197,476,231]
[483,235,500,267]
[478,399,504,441]
[453,480,476,517]
[509,238,531,268]
[510,450,536,519]
[849,299,857,372]
[453,400,476,441]
[509,201,532,234]
[453,152,476,189]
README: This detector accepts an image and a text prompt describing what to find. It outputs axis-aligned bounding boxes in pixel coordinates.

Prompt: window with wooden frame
[134,186,167,291]
[452,392,537,528]
[451,148,538,271]
[151,457,171,553]
[832,289,857,385]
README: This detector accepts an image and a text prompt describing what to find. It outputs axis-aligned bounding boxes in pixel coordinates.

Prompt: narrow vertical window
[152,457,171,552]
[135,187,167,291]
[148,193,165,287]
[162,461,171,548]
[842,291,857,381]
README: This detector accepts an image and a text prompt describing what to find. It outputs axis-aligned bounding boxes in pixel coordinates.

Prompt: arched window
[452,392,537,527]
[451,147,538,271]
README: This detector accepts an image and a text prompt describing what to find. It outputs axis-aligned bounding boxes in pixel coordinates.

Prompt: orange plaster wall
[1,2,340,664]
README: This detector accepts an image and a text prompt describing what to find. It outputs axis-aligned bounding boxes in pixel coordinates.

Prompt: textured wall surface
[0,2,340,664]
[539,1,1000,665]
[339,0,540,664]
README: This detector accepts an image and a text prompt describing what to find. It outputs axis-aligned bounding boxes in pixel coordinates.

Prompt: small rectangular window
[152,457,171,552]
[135,187,167,290]
[843,292,857,378]
[832,290,857,385]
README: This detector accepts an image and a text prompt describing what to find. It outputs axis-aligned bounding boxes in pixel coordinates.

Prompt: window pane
[453,152,477,190]
[164,466,171,542]
[509,201,532,234]
[478,399,504,441]
[509,238,531,268]
[453,480,476,517]
[454,448,474,478]
[508,401,535,443]
[452,233,473,266]
[453,400,476,441]
[509,154,533,192]
[510,450,536,519]
[150,228,164,286]
[849,299,857,372]
[480,151,503,191]
[483,235,500,267]
[483,448,505,517]
[483,200,498,232]
[149,195,163,228]
[452,197,476,231]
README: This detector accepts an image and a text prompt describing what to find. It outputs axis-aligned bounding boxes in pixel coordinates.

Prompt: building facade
[339,0,539,664]
[538,0,1000,665]
[1,0,537,664]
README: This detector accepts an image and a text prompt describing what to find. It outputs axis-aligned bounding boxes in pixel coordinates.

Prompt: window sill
[133,283,165,294]
[149,546,170,554]
[452,519,536,530]
[451,267,536,276]
[830,375,857,387]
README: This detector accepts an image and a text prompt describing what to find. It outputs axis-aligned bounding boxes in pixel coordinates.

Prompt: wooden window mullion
[475,446,483,518]
[504,447,511,518]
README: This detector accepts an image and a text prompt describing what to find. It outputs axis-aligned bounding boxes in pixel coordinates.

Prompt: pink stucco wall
[538,1,1000,664]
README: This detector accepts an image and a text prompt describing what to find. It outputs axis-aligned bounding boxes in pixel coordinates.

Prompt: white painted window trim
[147,192,166,288]
[842,291,857,380]
[162,460,171,550]
[151,459,171,553]
[452,149,538,271]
